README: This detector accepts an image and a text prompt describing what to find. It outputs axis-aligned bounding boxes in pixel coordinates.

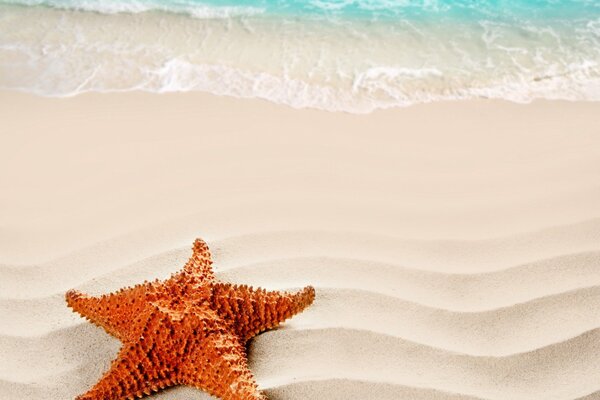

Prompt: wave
[3,0,600,19]
[0,0,265,18]
[5,56,600,113]
[1,2,599,112]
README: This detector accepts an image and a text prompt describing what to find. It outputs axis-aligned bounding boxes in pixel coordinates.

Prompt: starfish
[66,239,315,400]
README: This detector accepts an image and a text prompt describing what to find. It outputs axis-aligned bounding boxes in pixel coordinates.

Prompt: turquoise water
[1,0,599,111]
[5,0,599,20]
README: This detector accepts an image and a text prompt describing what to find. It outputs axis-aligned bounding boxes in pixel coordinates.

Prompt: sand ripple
[1,221,599,400]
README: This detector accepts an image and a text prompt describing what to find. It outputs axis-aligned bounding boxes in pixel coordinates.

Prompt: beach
[1,91,600,399]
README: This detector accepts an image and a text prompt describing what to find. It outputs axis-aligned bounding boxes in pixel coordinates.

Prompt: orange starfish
[66,239,315,400]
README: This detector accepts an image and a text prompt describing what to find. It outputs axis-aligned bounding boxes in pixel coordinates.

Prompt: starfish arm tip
[65,289,85,309]
[304,285,316,298]
[291,285,316,307]
[193,237,208,247]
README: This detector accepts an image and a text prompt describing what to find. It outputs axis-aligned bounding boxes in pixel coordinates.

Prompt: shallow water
[1,0,599,112]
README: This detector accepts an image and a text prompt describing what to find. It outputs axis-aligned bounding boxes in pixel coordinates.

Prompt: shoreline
[3,2,600,113]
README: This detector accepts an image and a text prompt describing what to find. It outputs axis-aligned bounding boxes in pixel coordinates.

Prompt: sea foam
[0,1,599,112]
[1,0,265,18]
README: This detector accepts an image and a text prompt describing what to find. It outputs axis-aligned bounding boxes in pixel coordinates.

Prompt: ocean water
[1,0,599,112]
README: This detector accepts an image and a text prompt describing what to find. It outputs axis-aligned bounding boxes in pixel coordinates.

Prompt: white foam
[1,0,265,18]
[1,3,600,113]
[4,54,600,114]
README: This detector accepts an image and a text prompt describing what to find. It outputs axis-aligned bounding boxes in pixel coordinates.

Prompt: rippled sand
[1,92,600,400]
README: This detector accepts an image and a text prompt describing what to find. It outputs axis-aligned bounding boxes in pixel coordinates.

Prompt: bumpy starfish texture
[66,239,315,400]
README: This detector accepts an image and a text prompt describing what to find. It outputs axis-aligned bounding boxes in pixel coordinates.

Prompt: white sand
[1,91,600,400]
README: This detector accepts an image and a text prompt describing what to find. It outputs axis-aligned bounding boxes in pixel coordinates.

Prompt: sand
[1,91,600,400]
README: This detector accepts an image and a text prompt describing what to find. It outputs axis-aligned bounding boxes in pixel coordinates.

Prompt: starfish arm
[66,284,153,340]
[210,283,315,342]
[184,238,215,278]
[75,340,174,400]
[75,307,187,400]
[169,238,215,284]
[180,328,266,400]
